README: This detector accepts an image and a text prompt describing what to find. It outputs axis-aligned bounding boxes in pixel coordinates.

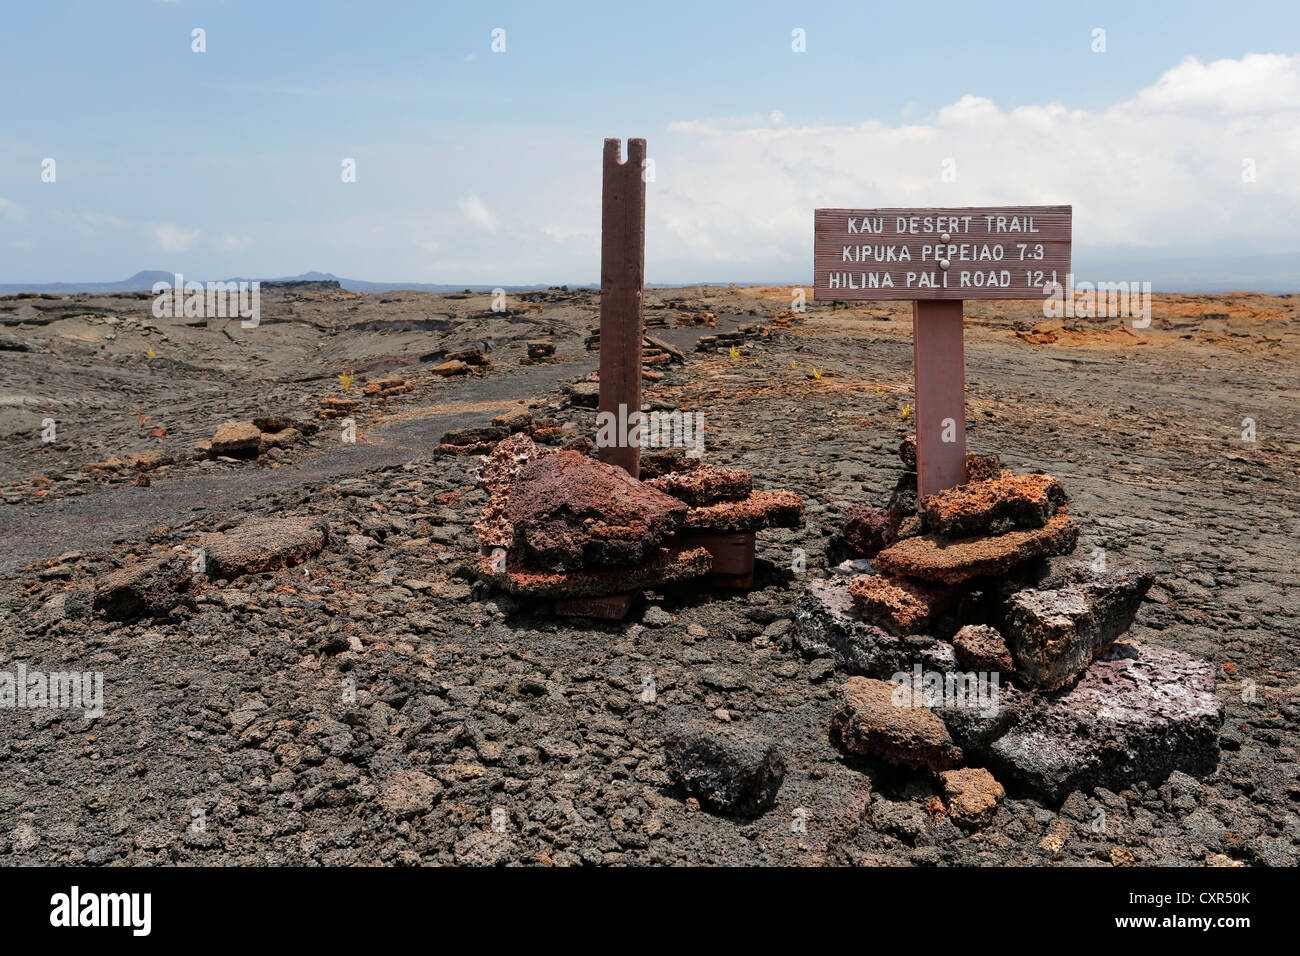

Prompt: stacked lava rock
[473,436,803,613]
[797,436,1223,804]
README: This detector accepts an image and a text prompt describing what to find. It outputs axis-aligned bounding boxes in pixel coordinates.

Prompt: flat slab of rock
[196,516,327,579]
[1003,561,1155,689]
[989,641,1223,802]
[872,512,1078,584]
[664,721,785,816]
[681,490,804,533]
[793,575,956,678]
[210,420,262,458]
[481,545,712,599]
[848,573,953,636]
[646,466,751,506]
[93,552,192,619]
[921,471,1066,538]
[507,451,687,571]
[830,677,963,771]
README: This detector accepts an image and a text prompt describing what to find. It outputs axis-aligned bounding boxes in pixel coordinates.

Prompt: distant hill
[0,271,566,296]
[2,261,1296,296]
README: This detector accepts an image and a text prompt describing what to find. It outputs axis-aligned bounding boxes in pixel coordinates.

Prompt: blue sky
[2,0,1298,287]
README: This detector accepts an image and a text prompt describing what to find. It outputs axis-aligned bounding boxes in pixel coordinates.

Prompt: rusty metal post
[598,137,646,478]
[912,299,966,499]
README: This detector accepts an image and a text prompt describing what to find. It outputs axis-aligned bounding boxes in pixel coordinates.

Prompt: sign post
[598,137,647,479]
[814,206,1072,499]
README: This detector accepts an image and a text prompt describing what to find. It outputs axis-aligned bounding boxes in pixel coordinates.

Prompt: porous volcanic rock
[847,573,953,636]
[646,465,752,506]
[639,447,702,479]
[196,516,327,579]
[506,451,688,571]
[664,721,786,816]
[921,471,1067,538]
[952,624,1015,675]
[830,676,963,771]
[900,436,1000,483]
[92,552,193,620]
[940,768,1005,831]
[377,770,444,819]
[1003,561,1156,689]
[872,512,1079,584]
[989,641,1223,802]
[838,506,902,558]
[473,433,552,550]
[681,490,803,534]
[209,420,263,458]
[480,545,712,599]
[490,407,534,434]
[793,575,956,678]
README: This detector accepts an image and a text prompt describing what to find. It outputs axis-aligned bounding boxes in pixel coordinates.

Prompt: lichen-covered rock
[664,722,785,816]
[989,641,1223,802]
[872,512,1079,584]
[1002,560,1156,689]
[473,433,552,550]
[507,451,687,571]
[830,676,963,771]
[921,471,1067,538]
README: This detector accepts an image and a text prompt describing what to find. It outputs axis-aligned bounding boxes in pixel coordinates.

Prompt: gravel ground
[0,285,1296,866]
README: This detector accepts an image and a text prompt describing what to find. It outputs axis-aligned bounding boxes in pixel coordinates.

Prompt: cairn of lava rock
[803,436,1224,803]
[473,435,803,615]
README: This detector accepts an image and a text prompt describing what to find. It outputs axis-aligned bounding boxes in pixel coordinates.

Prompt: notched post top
[604,137,646,168]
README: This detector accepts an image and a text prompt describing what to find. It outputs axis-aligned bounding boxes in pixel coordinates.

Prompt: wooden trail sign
[813,205,1072,499]
[598,137,647,479]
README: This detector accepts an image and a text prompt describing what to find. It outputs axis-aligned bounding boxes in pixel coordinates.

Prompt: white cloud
[147,223,200,253]
[217,234,254,253]
[643,53,1300,278]
[458,194,497,233]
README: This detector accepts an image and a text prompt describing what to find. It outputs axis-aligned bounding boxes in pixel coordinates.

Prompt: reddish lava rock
[839,505,901,557]
[921,471,1066,538]
[473,433,552,550]
[506,451,688,571]
[682,490,804,534]
[478,545,712,599]
[830,676,963,772]
[872,512,1079,584]
[952,624,1015,674]
[646,465,752,506]
[847,573,953,636]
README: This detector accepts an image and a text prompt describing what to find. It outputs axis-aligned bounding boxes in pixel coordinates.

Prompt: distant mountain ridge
[0,271,563,296]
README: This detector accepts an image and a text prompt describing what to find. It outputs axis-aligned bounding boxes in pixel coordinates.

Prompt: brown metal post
[598,137,646,478]
[913,299,966,499]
